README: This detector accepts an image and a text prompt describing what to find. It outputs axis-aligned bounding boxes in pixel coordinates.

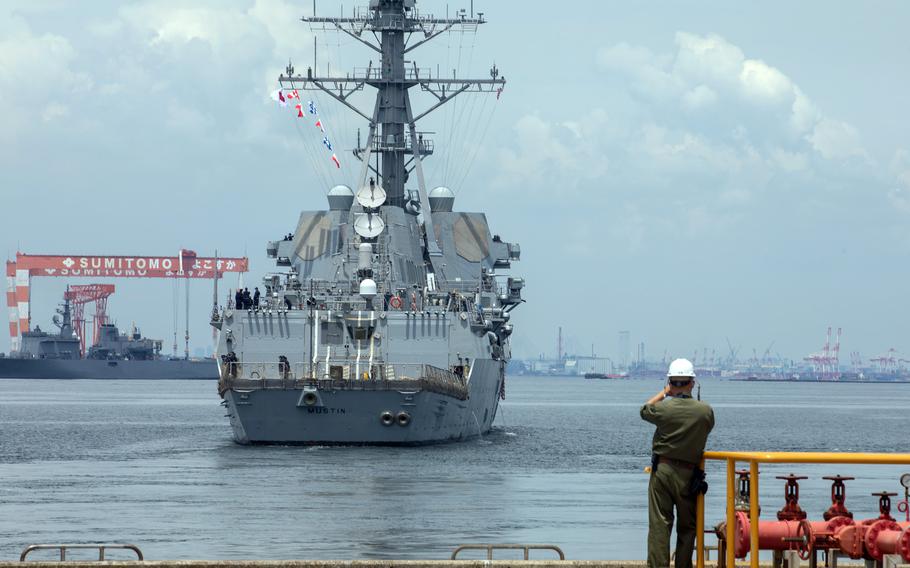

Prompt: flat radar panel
[293,212,332,261]
[452,213,490,262]
[356,184,387,208]
[353,213,385,238]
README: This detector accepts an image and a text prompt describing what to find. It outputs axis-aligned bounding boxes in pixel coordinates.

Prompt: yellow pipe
[697,457,705,568]
[749,460,759,568]
[726,458,736,568]
[704,451,910,465]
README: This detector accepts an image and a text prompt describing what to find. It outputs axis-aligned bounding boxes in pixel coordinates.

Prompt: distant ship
[584,372,626,380]
[0,291,216,380]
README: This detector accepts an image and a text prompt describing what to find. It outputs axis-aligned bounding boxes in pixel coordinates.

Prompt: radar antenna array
[353,213,386,239]
[356,182,387,209]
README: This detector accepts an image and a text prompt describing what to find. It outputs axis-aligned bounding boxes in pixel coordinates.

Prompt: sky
[2,0,909,364]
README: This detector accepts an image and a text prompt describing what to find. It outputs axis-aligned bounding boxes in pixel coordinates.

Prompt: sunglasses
[668,379,693,387]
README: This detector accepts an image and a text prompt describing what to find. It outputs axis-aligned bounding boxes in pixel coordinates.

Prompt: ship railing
[20,543,143,562]
[350,66,434,81]
[696,451,910,568]
[219,361,468,400]
[364,133,434,154]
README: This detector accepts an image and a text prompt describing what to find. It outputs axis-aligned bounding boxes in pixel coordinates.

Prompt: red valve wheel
[797,520,815,560]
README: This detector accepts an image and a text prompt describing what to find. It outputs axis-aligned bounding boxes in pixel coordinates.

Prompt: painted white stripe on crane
[15,270,29,287]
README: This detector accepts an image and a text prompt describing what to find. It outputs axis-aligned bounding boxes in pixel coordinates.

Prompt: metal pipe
[697,457,706,568]
[705,451,910,465]
[749,460,759,568]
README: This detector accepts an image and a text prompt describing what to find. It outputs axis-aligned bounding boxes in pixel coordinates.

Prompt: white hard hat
[667,358,696,379]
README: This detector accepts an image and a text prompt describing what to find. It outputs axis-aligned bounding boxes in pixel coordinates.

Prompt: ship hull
[222,358,503,445]
[0,358,218,380]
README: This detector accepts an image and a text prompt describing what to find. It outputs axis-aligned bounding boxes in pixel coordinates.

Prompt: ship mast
[279,0,505,255]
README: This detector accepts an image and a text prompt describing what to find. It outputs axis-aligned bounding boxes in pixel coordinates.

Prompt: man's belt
[657,456,696,470]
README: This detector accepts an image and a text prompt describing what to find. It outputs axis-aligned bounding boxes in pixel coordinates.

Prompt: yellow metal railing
[696,451,910,568]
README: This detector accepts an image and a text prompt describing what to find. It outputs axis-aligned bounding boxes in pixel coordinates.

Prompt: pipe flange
[827,516,855,533]
[898,526,910,562]
[864,519,902,560]
[836,524,864,559]
[733,511,751,558]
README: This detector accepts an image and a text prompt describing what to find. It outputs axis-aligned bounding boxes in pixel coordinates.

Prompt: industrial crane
[64,284,115,356]
[6,250,248,358]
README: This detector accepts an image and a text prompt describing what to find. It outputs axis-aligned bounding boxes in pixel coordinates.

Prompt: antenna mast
[279,0,505,255]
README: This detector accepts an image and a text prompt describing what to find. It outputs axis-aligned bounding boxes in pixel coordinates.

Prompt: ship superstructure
[212,0,523,444]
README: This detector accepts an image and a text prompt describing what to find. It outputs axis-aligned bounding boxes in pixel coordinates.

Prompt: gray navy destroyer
[0,291,216,380]
[212,0,523,444]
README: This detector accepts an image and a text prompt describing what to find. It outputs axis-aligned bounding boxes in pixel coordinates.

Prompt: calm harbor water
[1,376,908,561]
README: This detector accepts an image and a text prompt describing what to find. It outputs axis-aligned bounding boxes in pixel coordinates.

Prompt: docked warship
[212,0,523,444]
[0,291,217,380]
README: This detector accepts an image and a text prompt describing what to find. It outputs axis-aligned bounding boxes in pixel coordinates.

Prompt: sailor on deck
[641,358,714,568]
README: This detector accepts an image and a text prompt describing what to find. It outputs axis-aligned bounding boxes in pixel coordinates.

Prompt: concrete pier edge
[0,562,802,568]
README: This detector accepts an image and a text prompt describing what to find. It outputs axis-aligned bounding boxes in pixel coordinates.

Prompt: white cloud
[808,118,867,161]
[597,43,680,99]
[673,32,744,89]
[739,59,793,104]
[495,110,609,191]
[119,4,249,50]
[682,85,717,110]
[790,87,820,134]
[0,11,92,141]
[495,31,892,252]
[117,0,308,60]
[594,31,867,164]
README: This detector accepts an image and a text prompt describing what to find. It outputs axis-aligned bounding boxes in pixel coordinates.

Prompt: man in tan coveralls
[641,358,715,568]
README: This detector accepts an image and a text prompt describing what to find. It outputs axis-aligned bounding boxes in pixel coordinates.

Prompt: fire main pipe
[721,472,910,563]
[810,491,910,562]
[724,474,857,560]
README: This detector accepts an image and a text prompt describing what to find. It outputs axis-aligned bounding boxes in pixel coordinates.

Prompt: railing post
[727,458,736,568]
[697,457,706,568]
[750,459,759,568]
